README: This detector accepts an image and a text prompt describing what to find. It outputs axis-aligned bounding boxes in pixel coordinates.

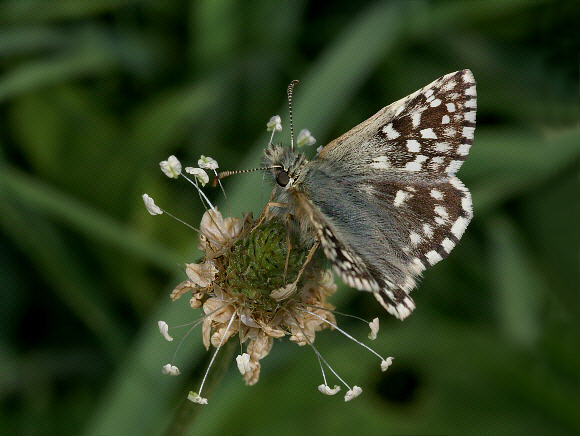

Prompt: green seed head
[221,219,320,312]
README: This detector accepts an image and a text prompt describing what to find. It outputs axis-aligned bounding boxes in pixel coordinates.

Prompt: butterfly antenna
[287,80,299,151]
[213,166,281,186]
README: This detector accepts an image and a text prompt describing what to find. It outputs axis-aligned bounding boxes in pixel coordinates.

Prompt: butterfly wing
[301,70,476,319]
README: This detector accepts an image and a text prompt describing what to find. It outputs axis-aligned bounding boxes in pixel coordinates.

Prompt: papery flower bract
[297,128,316,147]
[170,281,196,302]
[381,357,394,371]
[344,386,362,401]
[266,115,282,132]
[185,167,209,187]
[162,364,180,376]
[318,384,341,395]
[197,208,246,253]
[160,155,182,178]
[198,155,219,170]
[158,321,173,341]
[368,317,379,340]
[142,194,163,215]
[185,261,218,288]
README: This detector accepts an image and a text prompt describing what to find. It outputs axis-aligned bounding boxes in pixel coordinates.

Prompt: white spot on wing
[465,99,477,109]
[457,143,471,156]
[372,156,391,169]
[442,237,456,253]
[441,79,456,91]
[430,189,443,200]
[382,123,400,139]
[411,111,422,128]
[446,160,463,174]
[462,195,473,217]
[435,205,449,220]
[430,98,441,107]
[429,156,444,171]
[405,155,428,172]
[393,190,409,207]
[406,139,421,153]
[462,126,475,139]
[405,161,422,172]
[442,115,450,124]
[465,110,476,123]
[420,128,437,139]
[451,216,470,238]
[426,250,443,265]
[446,102,456,112]
[409,231,422,246]
[443,127,455,137]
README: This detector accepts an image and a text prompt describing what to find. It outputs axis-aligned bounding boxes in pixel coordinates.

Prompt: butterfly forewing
[305,70,476,319]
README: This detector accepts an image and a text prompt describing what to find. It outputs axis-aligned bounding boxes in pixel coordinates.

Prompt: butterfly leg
[289,239,320,289]
[282,213,293,284]
[252,189,288,231]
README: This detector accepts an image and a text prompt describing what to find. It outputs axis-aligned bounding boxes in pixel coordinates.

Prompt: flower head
[150,151,395,403]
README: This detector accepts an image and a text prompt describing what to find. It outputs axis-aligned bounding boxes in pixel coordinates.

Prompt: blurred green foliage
[0,1,578,435]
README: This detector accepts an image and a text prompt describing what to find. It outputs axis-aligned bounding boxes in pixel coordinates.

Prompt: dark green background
[1,1,578,435]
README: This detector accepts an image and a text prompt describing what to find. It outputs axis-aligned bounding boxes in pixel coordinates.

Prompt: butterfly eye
[276,170,290,187]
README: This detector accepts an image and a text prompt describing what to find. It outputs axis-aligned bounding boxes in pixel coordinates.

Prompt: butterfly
[262,70,476,319]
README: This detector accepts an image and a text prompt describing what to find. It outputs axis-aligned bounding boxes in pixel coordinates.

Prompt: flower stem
[163,339,237,436]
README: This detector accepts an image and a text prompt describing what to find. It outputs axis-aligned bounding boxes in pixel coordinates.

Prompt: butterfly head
[263,142,308,190]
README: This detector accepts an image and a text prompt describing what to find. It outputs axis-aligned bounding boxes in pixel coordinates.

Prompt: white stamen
[381,357,394,371]
[297,129,316,147]
[236,353,252,375]
[159,155,182,178]
[368,318,379,340]
[318,384,341,395]
[198,155,219,170]
[142,194,163,215]
[267,115,282,143]
[158,321,173,341]
[185,167,209,187]
[162,364,180,376]
[187,392,208,404]
[266,115,282,132]
[344,386,362,402]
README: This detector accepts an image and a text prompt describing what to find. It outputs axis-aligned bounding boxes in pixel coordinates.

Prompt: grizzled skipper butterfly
[221,70,476,319]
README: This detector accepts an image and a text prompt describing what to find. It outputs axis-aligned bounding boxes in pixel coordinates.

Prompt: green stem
[163,339,237,436]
